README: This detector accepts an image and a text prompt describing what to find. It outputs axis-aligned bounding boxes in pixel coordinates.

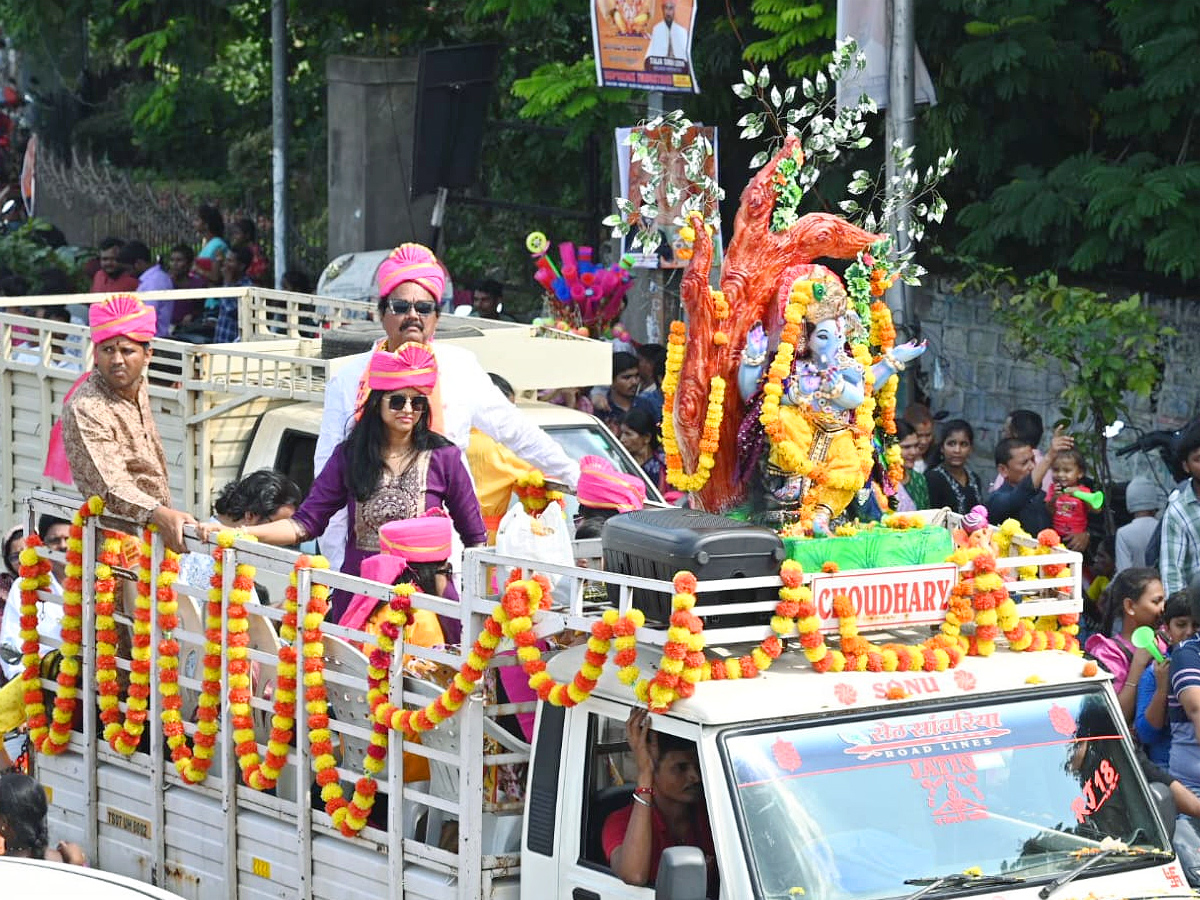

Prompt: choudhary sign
[810,563,961,632]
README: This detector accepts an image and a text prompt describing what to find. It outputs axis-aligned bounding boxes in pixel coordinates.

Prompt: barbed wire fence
[38,149,327,282]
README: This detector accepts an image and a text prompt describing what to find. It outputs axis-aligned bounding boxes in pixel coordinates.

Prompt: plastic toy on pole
[526,231,634,339]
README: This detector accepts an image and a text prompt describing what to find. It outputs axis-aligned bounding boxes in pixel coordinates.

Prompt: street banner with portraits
[591,0,699,93]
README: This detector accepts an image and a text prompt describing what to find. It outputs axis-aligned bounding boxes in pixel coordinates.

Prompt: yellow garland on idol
[661,320,725,492]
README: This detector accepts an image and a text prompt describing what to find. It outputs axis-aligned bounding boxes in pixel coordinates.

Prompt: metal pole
[886,0,915,334]
[271,0,289,288]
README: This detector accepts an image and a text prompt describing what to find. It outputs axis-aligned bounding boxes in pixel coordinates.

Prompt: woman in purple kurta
[203,344,485,626]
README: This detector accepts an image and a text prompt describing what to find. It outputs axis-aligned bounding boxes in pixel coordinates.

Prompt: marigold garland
[19,530,78,755]
[100,529,154,755]
[635,571,706,712]
[156,534,219,785]
[495,571,646,706]
[514,471,564,515]
[661,320,725,492]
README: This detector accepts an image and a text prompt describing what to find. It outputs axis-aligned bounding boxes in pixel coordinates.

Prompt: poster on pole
[591,0,700,93]
[616,124,720,269]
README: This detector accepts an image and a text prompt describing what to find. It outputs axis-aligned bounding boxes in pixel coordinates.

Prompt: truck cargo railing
[21,491,528,900]
[461,509,1083,651]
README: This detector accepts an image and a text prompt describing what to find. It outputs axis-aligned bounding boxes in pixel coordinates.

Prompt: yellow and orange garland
[19,531,78,754]
[514,471,564,515]
[661,320,726,493]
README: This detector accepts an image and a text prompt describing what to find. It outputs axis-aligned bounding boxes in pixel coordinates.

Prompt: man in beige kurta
[61,294,195,552]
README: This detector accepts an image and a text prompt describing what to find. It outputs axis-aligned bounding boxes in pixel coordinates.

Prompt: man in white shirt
[0,516,69,683]
[315,243,580,572]
[644,1,689,63]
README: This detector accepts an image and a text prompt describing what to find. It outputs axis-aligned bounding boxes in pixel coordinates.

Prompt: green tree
[959,266,1170,529]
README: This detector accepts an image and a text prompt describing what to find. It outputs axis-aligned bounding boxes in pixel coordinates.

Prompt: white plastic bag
[494,500,575,597]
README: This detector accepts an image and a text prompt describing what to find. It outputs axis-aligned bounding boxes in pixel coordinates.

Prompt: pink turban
[377,243,445,300]
[340,550,410,631]
[380,509,453,563]
[577,455,646,513]
[90,294,156,344]
[366,343,437,394]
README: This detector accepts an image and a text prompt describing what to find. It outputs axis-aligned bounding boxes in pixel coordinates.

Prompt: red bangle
[634,786,654,796]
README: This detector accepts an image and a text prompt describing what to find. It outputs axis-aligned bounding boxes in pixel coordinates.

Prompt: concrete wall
[912,279,1200,482]
[326,55,436,258]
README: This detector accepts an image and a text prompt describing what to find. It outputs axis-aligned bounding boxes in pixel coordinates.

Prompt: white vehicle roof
[0,857,186,898]
[550,641,1108,727]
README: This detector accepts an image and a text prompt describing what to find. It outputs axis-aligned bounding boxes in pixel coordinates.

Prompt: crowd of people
[4,228,1200,886]
[2,204,313,344]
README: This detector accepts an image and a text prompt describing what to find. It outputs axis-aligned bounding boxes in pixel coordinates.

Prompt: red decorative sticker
[772,738,803,773]
[1165,865,1185,889]
[1049,703,1077,737]
[1071,758,1120,823]
[909,754,988,825]
[953,670,977,691]
[834,683,857,706]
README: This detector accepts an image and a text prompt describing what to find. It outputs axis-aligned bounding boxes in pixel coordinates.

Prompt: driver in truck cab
[603,708,718,896]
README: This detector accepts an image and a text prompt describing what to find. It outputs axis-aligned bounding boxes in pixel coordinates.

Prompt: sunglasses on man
[387,394,430,412]
[386,299,437,317]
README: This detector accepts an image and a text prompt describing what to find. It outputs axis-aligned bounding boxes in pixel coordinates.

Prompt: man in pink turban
[314,242,581,573]
[577,455,647,516]
[60,295,196,551]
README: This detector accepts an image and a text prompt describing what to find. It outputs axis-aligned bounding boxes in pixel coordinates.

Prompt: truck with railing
[0,287,632,527]
[11,489,1200,900]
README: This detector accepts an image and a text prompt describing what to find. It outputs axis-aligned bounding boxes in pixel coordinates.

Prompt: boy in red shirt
[1049,448,1100,551]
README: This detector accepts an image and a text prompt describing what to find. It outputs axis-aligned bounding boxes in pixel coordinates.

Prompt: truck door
[553,708,701,900]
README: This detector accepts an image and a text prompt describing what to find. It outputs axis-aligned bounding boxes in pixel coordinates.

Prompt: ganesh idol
[738,265,926,534]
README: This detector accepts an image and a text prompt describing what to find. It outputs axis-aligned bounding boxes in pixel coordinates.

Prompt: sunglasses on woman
[386,299,437,317]
[387,394,430,412]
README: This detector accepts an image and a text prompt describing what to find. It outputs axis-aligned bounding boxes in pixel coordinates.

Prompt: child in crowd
[1048,447,1098,552]
[1116,476,1166,571]
[1084,566,1166,724]
[1135,590,1197,767]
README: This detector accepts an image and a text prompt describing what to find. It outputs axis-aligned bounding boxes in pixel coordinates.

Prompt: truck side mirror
[1150,781,1177,841]
[654,846,707,900]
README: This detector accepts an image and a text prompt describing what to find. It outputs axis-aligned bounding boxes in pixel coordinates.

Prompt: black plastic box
[601,508,786,625]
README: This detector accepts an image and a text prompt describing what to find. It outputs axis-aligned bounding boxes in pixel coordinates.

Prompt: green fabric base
[784,525,954,572]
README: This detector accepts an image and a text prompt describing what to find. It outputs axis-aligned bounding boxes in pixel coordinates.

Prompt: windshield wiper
[902,872,1024,900]
[1037,848,1174,899]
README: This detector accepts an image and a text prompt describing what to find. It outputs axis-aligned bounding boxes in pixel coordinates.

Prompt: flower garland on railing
[335,582,415,837]
[240,555,302,791]
[19,532,77,755]
[99,529,153,755]
[157,535,219,785]
[634,572,706,712]
[214,533,267,787]
[661,320,725,492]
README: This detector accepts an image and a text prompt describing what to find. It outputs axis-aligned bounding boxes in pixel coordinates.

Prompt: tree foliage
[959,265,1171,520]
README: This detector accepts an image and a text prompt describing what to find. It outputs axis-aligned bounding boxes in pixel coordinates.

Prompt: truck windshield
[721,691,1169,899]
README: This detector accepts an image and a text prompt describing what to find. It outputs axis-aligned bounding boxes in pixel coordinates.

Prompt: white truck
[14,489,1200,900]
[0,287,658,527]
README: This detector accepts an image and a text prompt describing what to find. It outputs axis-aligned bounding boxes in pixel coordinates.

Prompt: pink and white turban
[577,455,646,513]
[90,294,156,344]
[366,343,438,394]
[377,243,445,301]
[380,509,453,563]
